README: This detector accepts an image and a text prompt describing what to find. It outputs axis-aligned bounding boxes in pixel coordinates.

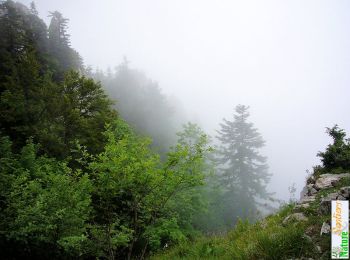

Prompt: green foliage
[317,125,350,172]
[0,1,109,160]
[40,70,116,159]
[1,2,322,259]
[87,120,210,258]
[144,218,186,251]
[1,3,213,258]
[0,137,92,258]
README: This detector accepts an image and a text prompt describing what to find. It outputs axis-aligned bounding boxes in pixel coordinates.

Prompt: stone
[314,173,350,190]
[300,185,308,200]
[307,174,316,184]
[299,195,316,204]
[283,213,308,225]
[315,245,322,254]
[294,203,310,212]
[302,234,312,243]
[326,192,338,200]
[320,222,330,235]
[309,187,318,196]
[339,186,350,199]
[305,225,318,236]
[319,191,347,214]
[319,197,332,215]
[336,194,346,200]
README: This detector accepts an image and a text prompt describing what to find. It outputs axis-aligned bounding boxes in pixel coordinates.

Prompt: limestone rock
[320,222,330,235]
[283,213,308,225]
[314,173,350,190]
[337,194,346,200]
[319,197,331,215]
[315,245,322,254]
[294,203,310,212]
[319,191,348,215]
[300,185,308,200]
[326,192,338,200]
[307,174,316,184]
[339,186,350,199]
[299,195,316,204]
[308,187,318,196]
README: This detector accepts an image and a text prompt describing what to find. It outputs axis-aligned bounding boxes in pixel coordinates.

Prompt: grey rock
[336,194,346,200]
[327,192,338,200]
[307,174,316,184]
[305,184,318,196]
[319,197,332,215]
[294,203,310,212]
[315,245,322,253]
[339,186,350,199]
[300,185,308,200]
[319,191,348,214]
[300,195,316,204]
[320,222,331,235]
[300,177,318,200]
[283,213,308,225]
[314,173,350,190]
[309,187,318,196]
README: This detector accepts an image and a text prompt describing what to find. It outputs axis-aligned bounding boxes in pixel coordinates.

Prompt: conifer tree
[216,105,271,224]
[48,11,82,77]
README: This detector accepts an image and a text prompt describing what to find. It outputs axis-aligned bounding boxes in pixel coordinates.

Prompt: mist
[19,0,350,201]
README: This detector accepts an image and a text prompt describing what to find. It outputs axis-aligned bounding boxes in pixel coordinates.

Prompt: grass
[152,175,350,259]
[151,204,316,260]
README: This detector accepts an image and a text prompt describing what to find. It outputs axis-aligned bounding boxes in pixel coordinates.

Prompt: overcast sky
[20,0,350,200]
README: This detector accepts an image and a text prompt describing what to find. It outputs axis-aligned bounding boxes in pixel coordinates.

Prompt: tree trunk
[140,241,149,260]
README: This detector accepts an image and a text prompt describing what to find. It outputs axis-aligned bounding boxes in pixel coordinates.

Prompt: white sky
[21,0,350,200]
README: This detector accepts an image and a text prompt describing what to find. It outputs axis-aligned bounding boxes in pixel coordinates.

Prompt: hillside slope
[152,171,350,259]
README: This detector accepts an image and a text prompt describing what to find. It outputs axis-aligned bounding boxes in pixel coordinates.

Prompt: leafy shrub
[317,125,350,172]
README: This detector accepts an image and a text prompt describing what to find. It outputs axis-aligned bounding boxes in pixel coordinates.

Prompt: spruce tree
[48,11,82,78]
[216,104,271,224]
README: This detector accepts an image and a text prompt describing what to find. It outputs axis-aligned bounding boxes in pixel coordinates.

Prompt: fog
[21,0,350,201]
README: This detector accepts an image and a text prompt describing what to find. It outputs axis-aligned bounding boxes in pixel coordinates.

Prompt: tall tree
[216,105,272,224]
[48,11,82,78]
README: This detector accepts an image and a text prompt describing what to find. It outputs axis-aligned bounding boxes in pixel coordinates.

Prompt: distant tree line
[91,59,183,157]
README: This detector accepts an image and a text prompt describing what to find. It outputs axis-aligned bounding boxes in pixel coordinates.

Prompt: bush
[317,125,350,172]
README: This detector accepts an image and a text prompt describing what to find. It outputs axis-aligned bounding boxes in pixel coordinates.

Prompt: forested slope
[2,1,345,260]
[0,1,212,258]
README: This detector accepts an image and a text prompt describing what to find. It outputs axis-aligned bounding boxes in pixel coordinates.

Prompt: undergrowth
[151,204,316,260]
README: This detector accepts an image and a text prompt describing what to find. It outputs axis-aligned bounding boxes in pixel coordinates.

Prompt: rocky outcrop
[298,173,350,212]
[289,172,350,258]
[282,212,308,225]
[319,192,347,214]
[314,173,350,190]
